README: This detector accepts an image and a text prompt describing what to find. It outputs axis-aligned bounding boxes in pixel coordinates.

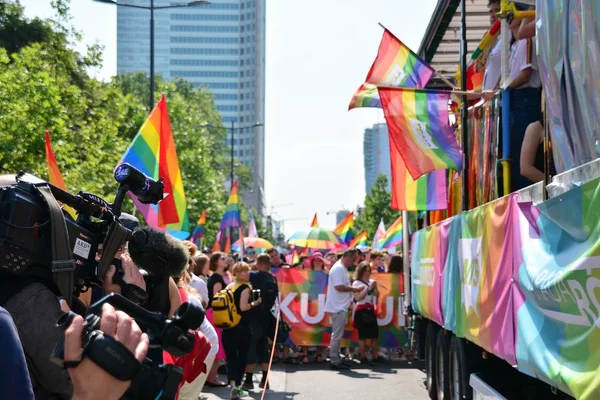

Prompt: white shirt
[509,38,541,89]
[189,273,209,307]
[324,261,352,313]
[352,280,375,306]
[483,38,502,91]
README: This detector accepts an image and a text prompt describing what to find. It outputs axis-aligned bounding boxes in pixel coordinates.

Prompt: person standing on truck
[324,249,362,370]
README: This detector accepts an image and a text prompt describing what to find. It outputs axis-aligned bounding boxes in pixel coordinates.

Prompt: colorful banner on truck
[272,268,407,348]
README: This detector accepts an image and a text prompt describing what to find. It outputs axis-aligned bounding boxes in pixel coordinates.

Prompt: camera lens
[173,301,205,331]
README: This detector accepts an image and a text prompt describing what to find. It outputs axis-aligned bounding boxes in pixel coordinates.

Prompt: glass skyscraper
[116,0,266,213]
[363,123,392,194]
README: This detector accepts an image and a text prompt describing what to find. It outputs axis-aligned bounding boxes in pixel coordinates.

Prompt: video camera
[0,163,164,304]
[52,293,205,400]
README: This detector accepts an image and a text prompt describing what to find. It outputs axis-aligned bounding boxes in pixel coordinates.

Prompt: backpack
[174,330,212,384]
[211,283,246,328]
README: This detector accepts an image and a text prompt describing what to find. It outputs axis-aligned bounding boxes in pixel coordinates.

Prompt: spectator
[517,4,536,39]
[325,251,338,267]
[307,252,329,272]
[382,250,392,271]
[507,2,542,191]
[243,254,279,391]
[324,249,362,370]
[246,246,257,265]
[205,252,228,388]
[182,241,208,308]
[352,263,382,364]
[191,253,210,308]
[370,250,386,273]
[267,248,284,268]
[0,306,33,399]
[222,262,261,400]
[387,254,404,274]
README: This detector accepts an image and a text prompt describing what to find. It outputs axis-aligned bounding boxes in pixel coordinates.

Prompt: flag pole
[375,85,476,97]
[401,210,411,311]
[377,22,456,89]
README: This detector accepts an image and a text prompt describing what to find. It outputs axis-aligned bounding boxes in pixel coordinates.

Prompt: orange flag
[310,213,319,227]
[44,131,76,218]
[224,235,231,254]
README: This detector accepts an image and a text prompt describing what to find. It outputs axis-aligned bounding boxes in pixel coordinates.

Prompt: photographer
[243,254,279,391]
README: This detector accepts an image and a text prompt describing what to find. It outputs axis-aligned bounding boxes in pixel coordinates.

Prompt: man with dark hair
[266,248,283,268]
[243,254,278,390]
[324,249,362,370]
[481,0,502,93]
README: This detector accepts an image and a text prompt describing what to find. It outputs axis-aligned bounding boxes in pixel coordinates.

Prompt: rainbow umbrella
[286,227,346,250]
[231,237,274,251]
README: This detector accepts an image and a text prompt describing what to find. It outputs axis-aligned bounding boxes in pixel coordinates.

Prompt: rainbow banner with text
[513,177,600,400]
[410,218,451,327]
[272,268,407,348]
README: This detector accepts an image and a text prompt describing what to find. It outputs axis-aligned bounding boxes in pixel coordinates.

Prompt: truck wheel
[435,330,451,400]
[449,336,472,400]
[425,323,438,399]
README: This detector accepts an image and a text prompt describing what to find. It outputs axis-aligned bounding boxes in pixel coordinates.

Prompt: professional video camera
[0,163,163,305]
[52,293,205,400]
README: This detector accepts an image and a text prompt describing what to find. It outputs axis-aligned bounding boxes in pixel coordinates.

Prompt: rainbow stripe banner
[272,268,407,347]
[44,131,77,218]
[190,210,206,247]
[378,87,463,180]
[119,95,189,238]
[378,215,403,249]
[390,150,447,211]
[286,248,300,266]
[410,218,452,328]
[349,28,434,110]
[334,211,354,244]
[348,230,368,248]
[219,180,241,231]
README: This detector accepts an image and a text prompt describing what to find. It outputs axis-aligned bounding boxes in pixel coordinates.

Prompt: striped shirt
[509,38,541,89]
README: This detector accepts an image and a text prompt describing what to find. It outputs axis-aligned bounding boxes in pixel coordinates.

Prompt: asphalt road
[201,359,428,400]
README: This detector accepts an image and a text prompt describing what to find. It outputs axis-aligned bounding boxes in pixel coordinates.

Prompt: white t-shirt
[352,280,375,306]
[324,261,352,313]
[509,38,541,89]
[483,38,502,91]
[189,273,209,307]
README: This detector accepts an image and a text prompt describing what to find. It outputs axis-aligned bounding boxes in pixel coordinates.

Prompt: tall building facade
[363,123,391,194]
[117,0,267,214]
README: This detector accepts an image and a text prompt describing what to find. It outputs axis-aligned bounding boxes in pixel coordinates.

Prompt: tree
[354,174,401,239]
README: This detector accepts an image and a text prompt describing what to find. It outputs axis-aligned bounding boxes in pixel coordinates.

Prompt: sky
[20,0,438,237]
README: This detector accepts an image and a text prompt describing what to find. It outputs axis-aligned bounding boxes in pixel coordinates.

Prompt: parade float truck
[408,1,600,400]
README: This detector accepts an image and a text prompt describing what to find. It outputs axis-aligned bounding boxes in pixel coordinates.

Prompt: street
[201,359,428,400]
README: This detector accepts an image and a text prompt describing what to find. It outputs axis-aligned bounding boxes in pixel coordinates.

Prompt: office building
[363,123,391,194]
[335,210,350,226]
[116,0,266,213]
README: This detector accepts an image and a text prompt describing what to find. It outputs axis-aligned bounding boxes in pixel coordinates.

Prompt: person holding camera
[242,254,279,391]
[222,262,261,400]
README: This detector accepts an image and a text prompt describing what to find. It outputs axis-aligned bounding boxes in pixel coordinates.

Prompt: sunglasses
[247,251,256,255]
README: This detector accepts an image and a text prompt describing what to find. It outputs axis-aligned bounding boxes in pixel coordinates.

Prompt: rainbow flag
[286,248,300,265]
[378,215,403,249]
[348,230,368,248]
[471,19,500,62]
[219,180,241,231]
[118,95,189,239]
[378,87,463,180]
[248,211,258,238]
[372,218,386,249]
[349,27,435,110]
[190,210,206,247]
[334,211,354,244]
[310,213,319,228]
[224,234,231,254]
[44,131,77,218]
[390,150,447,211]
[211,240,221,253]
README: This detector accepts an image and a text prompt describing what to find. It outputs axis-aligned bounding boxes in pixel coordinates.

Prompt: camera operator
[242,254,279,391]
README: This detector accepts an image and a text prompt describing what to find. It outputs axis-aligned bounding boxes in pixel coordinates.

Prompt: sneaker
[259,380,270,389]
[230,386,249,400]
[241,379,254,391]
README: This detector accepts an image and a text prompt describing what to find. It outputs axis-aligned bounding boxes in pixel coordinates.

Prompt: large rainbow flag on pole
[378,215,403,249]
[378,87,463,180]
[334,211,354,245]
[349,27,435,109]
[219,180,241,231]
[390,151,448,211]
[44,131,77,218]
[190,210,206,247]
[118,95,189,238]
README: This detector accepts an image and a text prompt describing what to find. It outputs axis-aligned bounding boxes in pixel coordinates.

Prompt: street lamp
[200,121,264,188]
[93,0,211,111]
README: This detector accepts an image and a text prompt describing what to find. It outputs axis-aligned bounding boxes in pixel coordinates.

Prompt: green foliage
[354,174,401,239]
[0,0,256,243]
